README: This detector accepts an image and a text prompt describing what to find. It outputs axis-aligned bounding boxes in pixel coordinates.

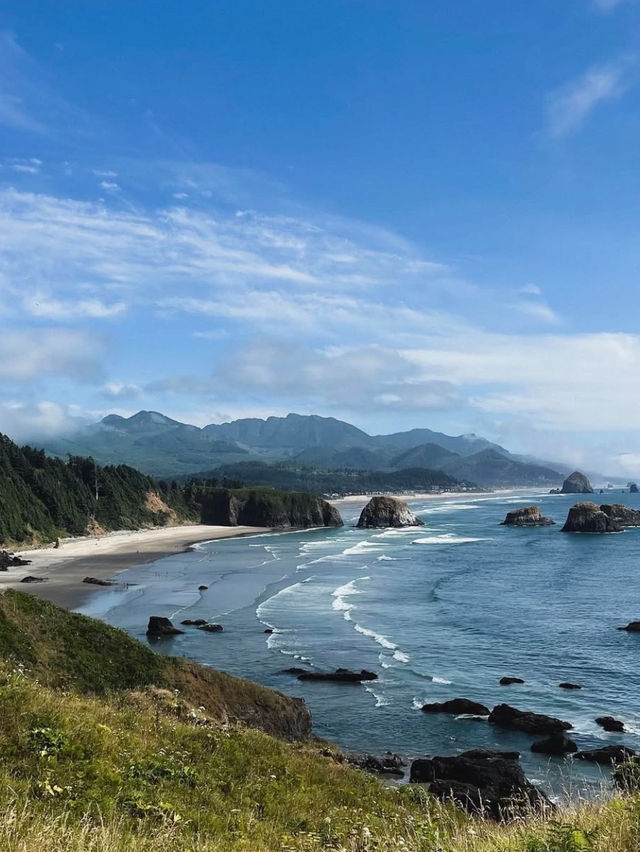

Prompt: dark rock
[596,716,624,732]
[264,628,274,634]
[409,752,550,820]
[460,748,520,761]
[422,698,490,716]
[0,550,31,570]
[501,506,555,527]
[20,575,47,583]
[531,733,578,756]
[199,489,343,529]
[281,667,308,675]
[575,746,635,765]
[297,668,378,682]
[198,585,208,590]
[349,751,405,776]
[630,483,639,494]
[560,471,594,494]
[601,504,640,527]
[489,704,572,734]
[558,682,582,690]
[198,623,223,632]
[499,676,525,685]
[356,496,424,529]
[82,576,115,586]
[618,621,640,632]
[561,502,621,533]
[146,616,184,637]
[180,619,207,626]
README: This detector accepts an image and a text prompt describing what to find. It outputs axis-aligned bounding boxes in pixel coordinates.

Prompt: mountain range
[41,411,565,487]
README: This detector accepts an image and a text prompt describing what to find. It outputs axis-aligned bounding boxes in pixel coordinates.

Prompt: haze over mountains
[41,411,566,487]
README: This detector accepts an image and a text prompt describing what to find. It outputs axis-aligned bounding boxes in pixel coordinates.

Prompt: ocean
[79,489,640,799]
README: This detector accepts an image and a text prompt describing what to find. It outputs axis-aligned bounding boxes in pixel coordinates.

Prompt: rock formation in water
[488,704,572,734]
[356,495,424,529]
[560,471,594,494]
[199,487,343,529]
[618,621,640,632]
[575,746,635,765]
[409,750,550,820]
[0,551,31,570]
[630,482,639,493]
[146,616,184,637]
[596,716,624,732]
[530,733,577,756]
[499,676,525,685]
[500,506,554,527]
[561,502,621,533]
[297,668,377,682]
[600,504,640,527]
[421,698,490,715]
[558,682,582,690]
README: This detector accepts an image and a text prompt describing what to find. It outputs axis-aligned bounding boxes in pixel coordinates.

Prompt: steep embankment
[198,486,343,528]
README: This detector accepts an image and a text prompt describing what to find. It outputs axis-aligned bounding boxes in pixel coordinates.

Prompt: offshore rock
[146,616,184,637]
[558,682,582,690]
[499,676,524,686]
[489,704,572,734]
[561,471,594,494]
[422,698,490,716]
[618,621,640,632]
[630,483,639,494]
[409,752,550,820]
[530,733,578,756]
[600,504,640,527]
[198,623,223,633]
[356,496,424,529]
[596,716,624,732]
[575,746,635,765]
[297,668,377,682]
[561,502,621,533]
[500,506,555,527]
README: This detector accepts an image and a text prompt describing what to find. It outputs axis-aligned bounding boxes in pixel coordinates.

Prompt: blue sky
[1,0,640,472]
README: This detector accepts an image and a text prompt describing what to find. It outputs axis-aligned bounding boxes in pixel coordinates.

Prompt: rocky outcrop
[181,618,207,626]
[499,676,524,685]
[561,502,621,533]
[297,668,377,682]
[558,682,582,690]
[20,575,47,583]
[199,488,343,529]
[0,551,31,570]
[356,496,424,529]
[630,483,639,494]
[349,752,405,776]
[422,698,490,716]
[618,621,640,632]
[146,616,184,637]
[575,746,635,765]
[489,704,572,734]
[198,623,223,633]
[596,716,624,732]
[500,506,554,527]
[561,472,594,494]
[82,576,115,586]
[409,751,550,820]
[530,733,577,755]
[600,504,640,527]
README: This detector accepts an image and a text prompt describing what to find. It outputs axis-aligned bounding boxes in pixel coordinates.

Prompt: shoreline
[3,524,273,611]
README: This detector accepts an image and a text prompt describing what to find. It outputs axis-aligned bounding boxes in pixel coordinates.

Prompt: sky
[1,0,640,474]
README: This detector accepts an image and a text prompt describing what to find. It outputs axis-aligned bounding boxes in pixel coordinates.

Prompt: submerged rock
[530,733,578,756]
[600,504,640,527]
[575,746,635,765]
[500,506,555,527]
[356,496,424,529]
[198,623,223,633]
[596,716,624,732]
[297,668,377,682]
[409,751,550,820]
[560,471,594,494]
[198,584,209,591]
[558,682,582,690]
[180,618,207,626]
[499,676,525,685]
[561,502,621,533]
[146,616,184,637]
[422,698,490,716]
[489,704,572,734]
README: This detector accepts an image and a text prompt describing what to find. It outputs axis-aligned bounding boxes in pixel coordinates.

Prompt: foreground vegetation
[0,591,637,851]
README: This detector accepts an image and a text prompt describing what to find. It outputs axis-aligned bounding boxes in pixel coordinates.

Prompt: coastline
[3,524,272,610]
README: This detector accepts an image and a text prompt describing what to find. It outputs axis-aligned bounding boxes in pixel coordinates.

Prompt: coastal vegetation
[0,590,637,850]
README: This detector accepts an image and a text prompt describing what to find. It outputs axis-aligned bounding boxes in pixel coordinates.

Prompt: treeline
[183,460,473,496]
[0,434,198,546]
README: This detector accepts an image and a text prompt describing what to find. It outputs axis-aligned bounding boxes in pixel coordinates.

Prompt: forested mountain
[39,411,565,486]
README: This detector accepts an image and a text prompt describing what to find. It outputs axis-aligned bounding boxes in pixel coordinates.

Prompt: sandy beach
[3,525,271,610]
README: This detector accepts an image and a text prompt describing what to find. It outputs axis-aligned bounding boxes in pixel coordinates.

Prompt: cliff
[560,471,594,494]
[357,495,424,528]
[198,486,343,528]
[561,502,622,533]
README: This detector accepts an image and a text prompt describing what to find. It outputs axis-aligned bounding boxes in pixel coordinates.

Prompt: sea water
[79,489,640,798]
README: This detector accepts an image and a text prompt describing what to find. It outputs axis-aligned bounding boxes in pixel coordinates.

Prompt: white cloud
[25,295,126,320]
[0,329,104,382]
[99,180,120,192]
[0,400,88,440]
[102,382,143,399]
[513,299,561,324]
[546,59,633,137]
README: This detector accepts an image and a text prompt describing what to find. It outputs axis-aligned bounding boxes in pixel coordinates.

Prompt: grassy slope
[0,591,637,851]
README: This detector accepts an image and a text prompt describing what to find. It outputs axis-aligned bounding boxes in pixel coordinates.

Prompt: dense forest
[186,460,474,496]
[0,433,199,546]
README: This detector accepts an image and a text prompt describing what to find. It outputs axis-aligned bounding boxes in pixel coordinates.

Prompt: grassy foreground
[0,594,637,851]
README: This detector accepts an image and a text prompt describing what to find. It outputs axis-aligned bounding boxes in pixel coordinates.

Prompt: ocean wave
[412,534,489,545]
[423,503,481,513]
[364,684,392,707]
[353,622,396,651]
[331,576,370,617]
[412,697,424,710]
[393,649,410,663]
[432,676,452,684]
[377,555,397,561]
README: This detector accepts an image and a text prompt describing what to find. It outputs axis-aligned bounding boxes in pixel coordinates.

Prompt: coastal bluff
[356,495,424,528]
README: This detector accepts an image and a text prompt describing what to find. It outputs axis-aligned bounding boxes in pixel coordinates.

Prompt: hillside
[439,449,562,486]
[0,433,198,546]
[0,590,635,851]
[38,410,564,485]
[198,485,343,527]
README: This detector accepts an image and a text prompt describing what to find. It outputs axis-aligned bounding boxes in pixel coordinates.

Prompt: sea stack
[500,506,554,527]
[561,502,621,533]
[600,504,640,527]
[560,471,594,494]
[356,496,424,529]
